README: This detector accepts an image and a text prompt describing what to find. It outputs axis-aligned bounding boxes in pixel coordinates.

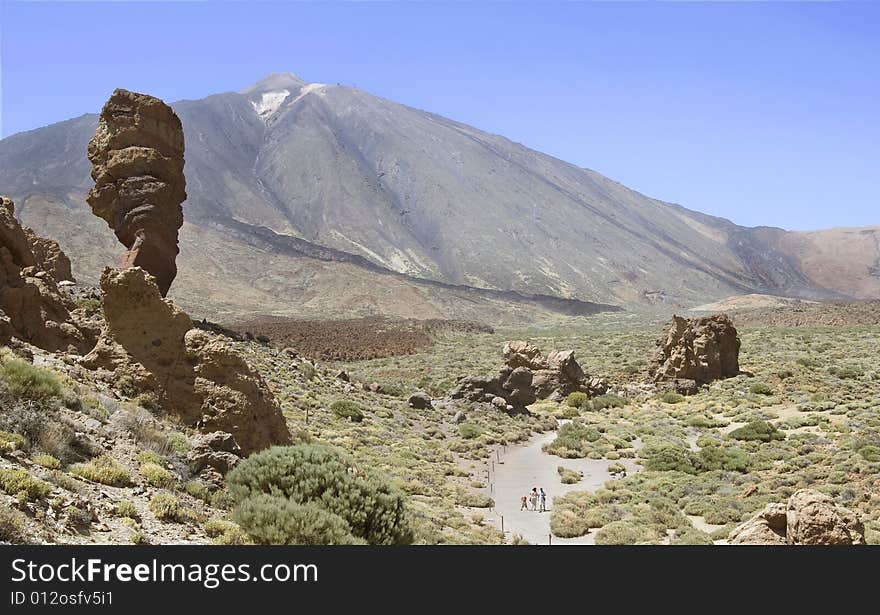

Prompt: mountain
[1,72,877,320]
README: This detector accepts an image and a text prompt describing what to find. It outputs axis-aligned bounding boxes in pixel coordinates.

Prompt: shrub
[150,492,184,522]
[670,527,714,545]
[566,392,588,408]
[139,462,175,488]
[227,444,412,545]
[687,415,727,428]
[0,468,51,502]
[557,466,581,484]
[0,506,29,542]
[329,400,365,422]
[858,445,880,463]
[455,489,494,508]
[136,450,166,466]
[697,445,751,473]
[70,456,132,486]
[204,518,252,545]
[32,454,60,469]
[660,392,685,404]
[607,462,627,475]
[589,394,626,410]
[728,421,784,442]
[115,500,140,520]
[0,430,26,452]
[458,423,483,439]
[594,520,660,545]
[233,495,364,545]
[829,365,864,379]
[749,382,774,396]
[641,442,697,474]
[0,359,62,402]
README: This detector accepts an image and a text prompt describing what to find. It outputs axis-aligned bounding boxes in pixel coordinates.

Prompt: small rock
[407,392,433,410]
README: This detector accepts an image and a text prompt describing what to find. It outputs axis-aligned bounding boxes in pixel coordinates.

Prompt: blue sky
[1,1,877,231]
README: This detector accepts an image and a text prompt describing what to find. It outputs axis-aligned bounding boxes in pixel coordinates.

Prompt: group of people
[520,487,547,512]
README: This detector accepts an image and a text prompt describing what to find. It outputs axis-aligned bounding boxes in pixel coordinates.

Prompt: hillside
[1,72,876,320]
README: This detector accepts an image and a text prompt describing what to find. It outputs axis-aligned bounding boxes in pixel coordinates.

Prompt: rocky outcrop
[23,228,73,283]
[649,314,740,388]
[407,391,433,410]
[729,489,865,545]
[0,196,94,352]
[87,89,186,297]
[450,341,602,413]
[81,267,290,454]
[786,489,865,545]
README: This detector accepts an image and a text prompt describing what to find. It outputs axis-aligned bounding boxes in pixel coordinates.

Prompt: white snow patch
[290,83,329,104]
[251,89,290,121]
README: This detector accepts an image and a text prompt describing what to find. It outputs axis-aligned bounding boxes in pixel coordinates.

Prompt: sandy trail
[487,424,640,545]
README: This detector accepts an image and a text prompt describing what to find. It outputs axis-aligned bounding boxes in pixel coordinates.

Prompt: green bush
[697,445,751,472]
[641,442,697,474]
[566,392,588,408]
[858,445,880,463]
[32,454,60,469]
[204,518,252,545]
[70,456,132,486]
[234,495,364,545]
[660,391,685,404]
[227,444,412,545]
[139,462,175,488]
[458,423,483,439]
[0,430,26,452]
[115,500,140,520]
[594,520,660,545]
[0,506,29,543]
[0,468,51,502]
[588,394,626,410]
[0,359,62,402]
[557,466,581,484]
[728,420,784,442]
[149,492,186,522]
[749,382,774,396]
[329,400,365,422]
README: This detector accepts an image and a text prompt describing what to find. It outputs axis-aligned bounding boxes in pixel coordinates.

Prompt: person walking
[520,494,528,511]
[539,488,547,513]
[529,487,538,511]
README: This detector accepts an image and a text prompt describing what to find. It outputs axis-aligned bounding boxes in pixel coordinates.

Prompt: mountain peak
[239,72,307,95]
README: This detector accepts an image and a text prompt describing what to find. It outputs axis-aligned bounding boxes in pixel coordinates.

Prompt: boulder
[186,431,243,475]
[729,489,864,545]
[728,503,787,545]
[649,314,740,387]
[502,340,546,370]
[407,391,433,410]
[786,489,865,545]
[86,89,186,297]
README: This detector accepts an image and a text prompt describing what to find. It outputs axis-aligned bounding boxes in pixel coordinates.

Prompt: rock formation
[729,489,865,545]
[649,314,740,392]
[450,341,603,413]
[87,89,186,297]
[0,195,94,352]
[81,267,290,454]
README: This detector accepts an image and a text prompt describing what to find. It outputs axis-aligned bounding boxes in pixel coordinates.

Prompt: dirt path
[486,424,640,545]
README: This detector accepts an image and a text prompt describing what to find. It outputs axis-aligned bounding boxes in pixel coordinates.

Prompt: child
[520,494,528,511]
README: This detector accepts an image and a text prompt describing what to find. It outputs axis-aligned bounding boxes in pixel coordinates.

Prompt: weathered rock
[407,391,433,410]
[649,314,740,387]
[502,340,546,370]
[786,489,865,545]
[729,489,864,545]
[729,503,787,545]
[335,369,350,382]
[81,267,290,454]
[187,431,243,475]
[0,196,95,352]
[452,410,467,424]
[87,89,186,296]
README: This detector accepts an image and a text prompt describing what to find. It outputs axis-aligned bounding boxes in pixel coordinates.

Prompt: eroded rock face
[729,489,864,545]
[786,489,865,545]
[649,314,740,387]
[81,267,290,454]
[0,196,94,352]
[450,341,598,412]
[87,89,186,296]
